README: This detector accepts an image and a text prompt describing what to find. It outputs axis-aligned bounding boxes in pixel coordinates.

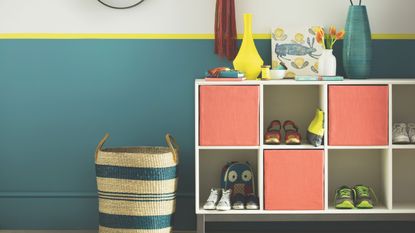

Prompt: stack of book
[295,75,344,81]
[205,70,245,81]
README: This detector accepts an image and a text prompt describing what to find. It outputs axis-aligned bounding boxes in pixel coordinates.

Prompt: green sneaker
[353,185,377,209]
[335,186,355,209]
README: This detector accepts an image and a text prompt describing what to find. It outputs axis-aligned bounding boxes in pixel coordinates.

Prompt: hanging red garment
[214,0,237,60]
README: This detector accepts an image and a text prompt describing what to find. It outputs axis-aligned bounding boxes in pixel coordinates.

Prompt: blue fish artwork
[271,26,323,78]
[275,37,320,61]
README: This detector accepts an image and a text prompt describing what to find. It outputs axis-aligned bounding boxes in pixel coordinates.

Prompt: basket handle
[95,133,110,161]
[165,134,179,163]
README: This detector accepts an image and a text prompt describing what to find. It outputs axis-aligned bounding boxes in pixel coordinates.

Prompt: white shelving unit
[195,79,415,233]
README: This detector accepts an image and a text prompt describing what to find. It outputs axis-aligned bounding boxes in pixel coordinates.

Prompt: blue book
[295,75,344,81]
[219,70,245,78]
[205,70,245,78]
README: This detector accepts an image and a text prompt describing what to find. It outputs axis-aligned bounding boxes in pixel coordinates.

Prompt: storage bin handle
[166,134,179,163]
[95,133,110,161]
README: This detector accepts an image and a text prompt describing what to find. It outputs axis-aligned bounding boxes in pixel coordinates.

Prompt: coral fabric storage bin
[329,85,389,146]
[264,150,324,210]
[199,85,259,146]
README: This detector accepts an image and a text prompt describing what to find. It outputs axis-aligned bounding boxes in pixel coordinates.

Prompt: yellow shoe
[307,109,324,147]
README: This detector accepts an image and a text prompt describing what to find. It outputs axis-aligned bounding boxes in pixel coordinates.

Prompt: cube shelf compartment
[199,85,259,146]
[195,79,415,233]
[263,85,323,143]
[392,84,415,149]
[393,84,415,124]
[328,85,389,146]
[264,150,324,210]
[197,149,259,211]
[393,149,415,210]
[328,149,389,210]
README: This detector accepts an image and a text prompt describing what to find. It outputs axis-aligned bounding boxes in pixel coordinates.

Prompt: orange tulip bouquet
[315,26,345,76]
[315,26,345,49]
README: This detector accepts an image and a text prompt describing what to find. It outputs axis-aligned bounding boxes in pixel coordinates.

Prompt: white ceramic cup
[270,69,286,80]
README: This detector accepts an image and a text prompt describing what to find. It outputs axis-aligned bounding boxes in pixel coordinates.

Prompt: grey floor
[0,231,195,233]
[0,231,193,233]
[0,231,98,233]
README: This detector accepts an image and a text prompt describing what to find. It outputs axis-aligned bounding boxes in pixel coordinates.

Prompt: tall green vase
[343,5,372,79]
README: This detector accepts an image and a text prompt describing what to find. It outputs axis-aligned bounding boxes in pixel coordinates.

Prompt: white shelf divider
[383,148,393,210]
[259,84,264,149]
[258,148,264,211]
[262,144,324,150]
[386,84,394,210]
[323,84,329,210]
[198,146,260,150]
[259,85,265,211]
[195,83,200,214]
[391,144,415,149]
[327,145,389,150]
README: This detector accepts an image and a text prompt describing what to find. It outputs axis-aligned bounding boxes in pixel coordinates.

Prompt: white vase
[318,49,337,76]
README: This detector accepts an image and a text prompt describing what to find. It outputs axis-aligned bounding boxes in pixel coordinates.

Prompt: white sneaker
[246,202,259,210]
[203,188,219,210]
[408,123,415,144]
[216,189,231,211]
[245,194,260,210]
[393,123,410,144]
[231,194,245,210]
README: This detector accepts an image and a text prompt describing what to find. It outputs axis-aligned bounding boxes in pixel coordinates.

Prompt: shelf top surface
[197,145,394,150]
[195,78,415,85]
[196,206,415,215]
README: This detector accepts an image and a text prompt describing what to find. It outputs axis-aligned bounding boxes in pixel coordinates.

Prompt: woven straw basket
[95,133,179,233]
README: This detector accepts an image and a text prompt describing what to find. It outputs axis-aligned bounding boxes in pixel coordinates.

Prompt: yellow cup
[261,65,271,80]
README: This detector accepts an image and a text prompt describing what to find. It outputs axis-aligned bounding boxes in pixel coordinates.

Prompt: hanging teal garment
[343,5,372,79]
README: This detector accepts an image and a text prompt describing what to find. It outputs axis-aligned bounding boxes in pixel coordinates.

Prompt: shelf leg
[197,214,205,233]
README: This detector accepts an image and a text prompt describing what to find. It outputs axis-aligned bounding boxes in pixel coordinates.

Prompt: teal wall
[0,39,415,230]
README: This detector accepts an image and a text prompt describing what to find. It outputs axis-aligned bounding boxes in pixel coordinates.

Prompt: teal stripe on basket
[99,196,175,202]
[96,164,176,180]
[99,213,172,229]
[98,190,176,197]
[98,193,175,199]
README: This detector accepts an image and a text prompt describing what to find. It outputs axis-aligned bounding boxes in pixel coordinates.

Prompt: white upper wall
[0,0,414,34]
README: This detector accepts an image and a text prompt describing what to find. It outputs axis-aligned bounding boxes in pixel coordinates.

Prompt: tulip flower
[315,26,345,49]
[319,27,325,38]
[329,26,337,38]
[316,27,326,49]
[336,30,345,40]
[316,30,323,44]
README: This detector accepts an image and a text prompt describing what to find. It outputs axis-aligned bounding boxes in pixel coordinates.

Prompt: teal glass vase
[343,5,372,79]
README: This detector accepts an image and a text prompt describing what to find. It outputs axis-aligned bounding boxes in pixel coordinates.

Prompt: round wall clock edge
[97,0,146,9]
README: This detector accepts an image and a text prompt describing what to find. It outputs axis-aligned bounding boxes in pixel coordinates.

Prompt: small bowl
[270,69,286,80]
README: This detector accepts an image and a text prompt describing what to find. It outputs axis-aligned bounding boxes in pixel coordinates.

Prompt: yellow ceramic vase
[233,14,264,80]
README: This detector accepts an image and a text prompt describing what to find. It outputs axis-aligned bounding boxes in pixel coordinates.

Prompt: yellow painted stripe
[372,34,415,40]
[0,33,271,39]
[0,33,214,40]
[239,34,271,39]
[0,33,414,40]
